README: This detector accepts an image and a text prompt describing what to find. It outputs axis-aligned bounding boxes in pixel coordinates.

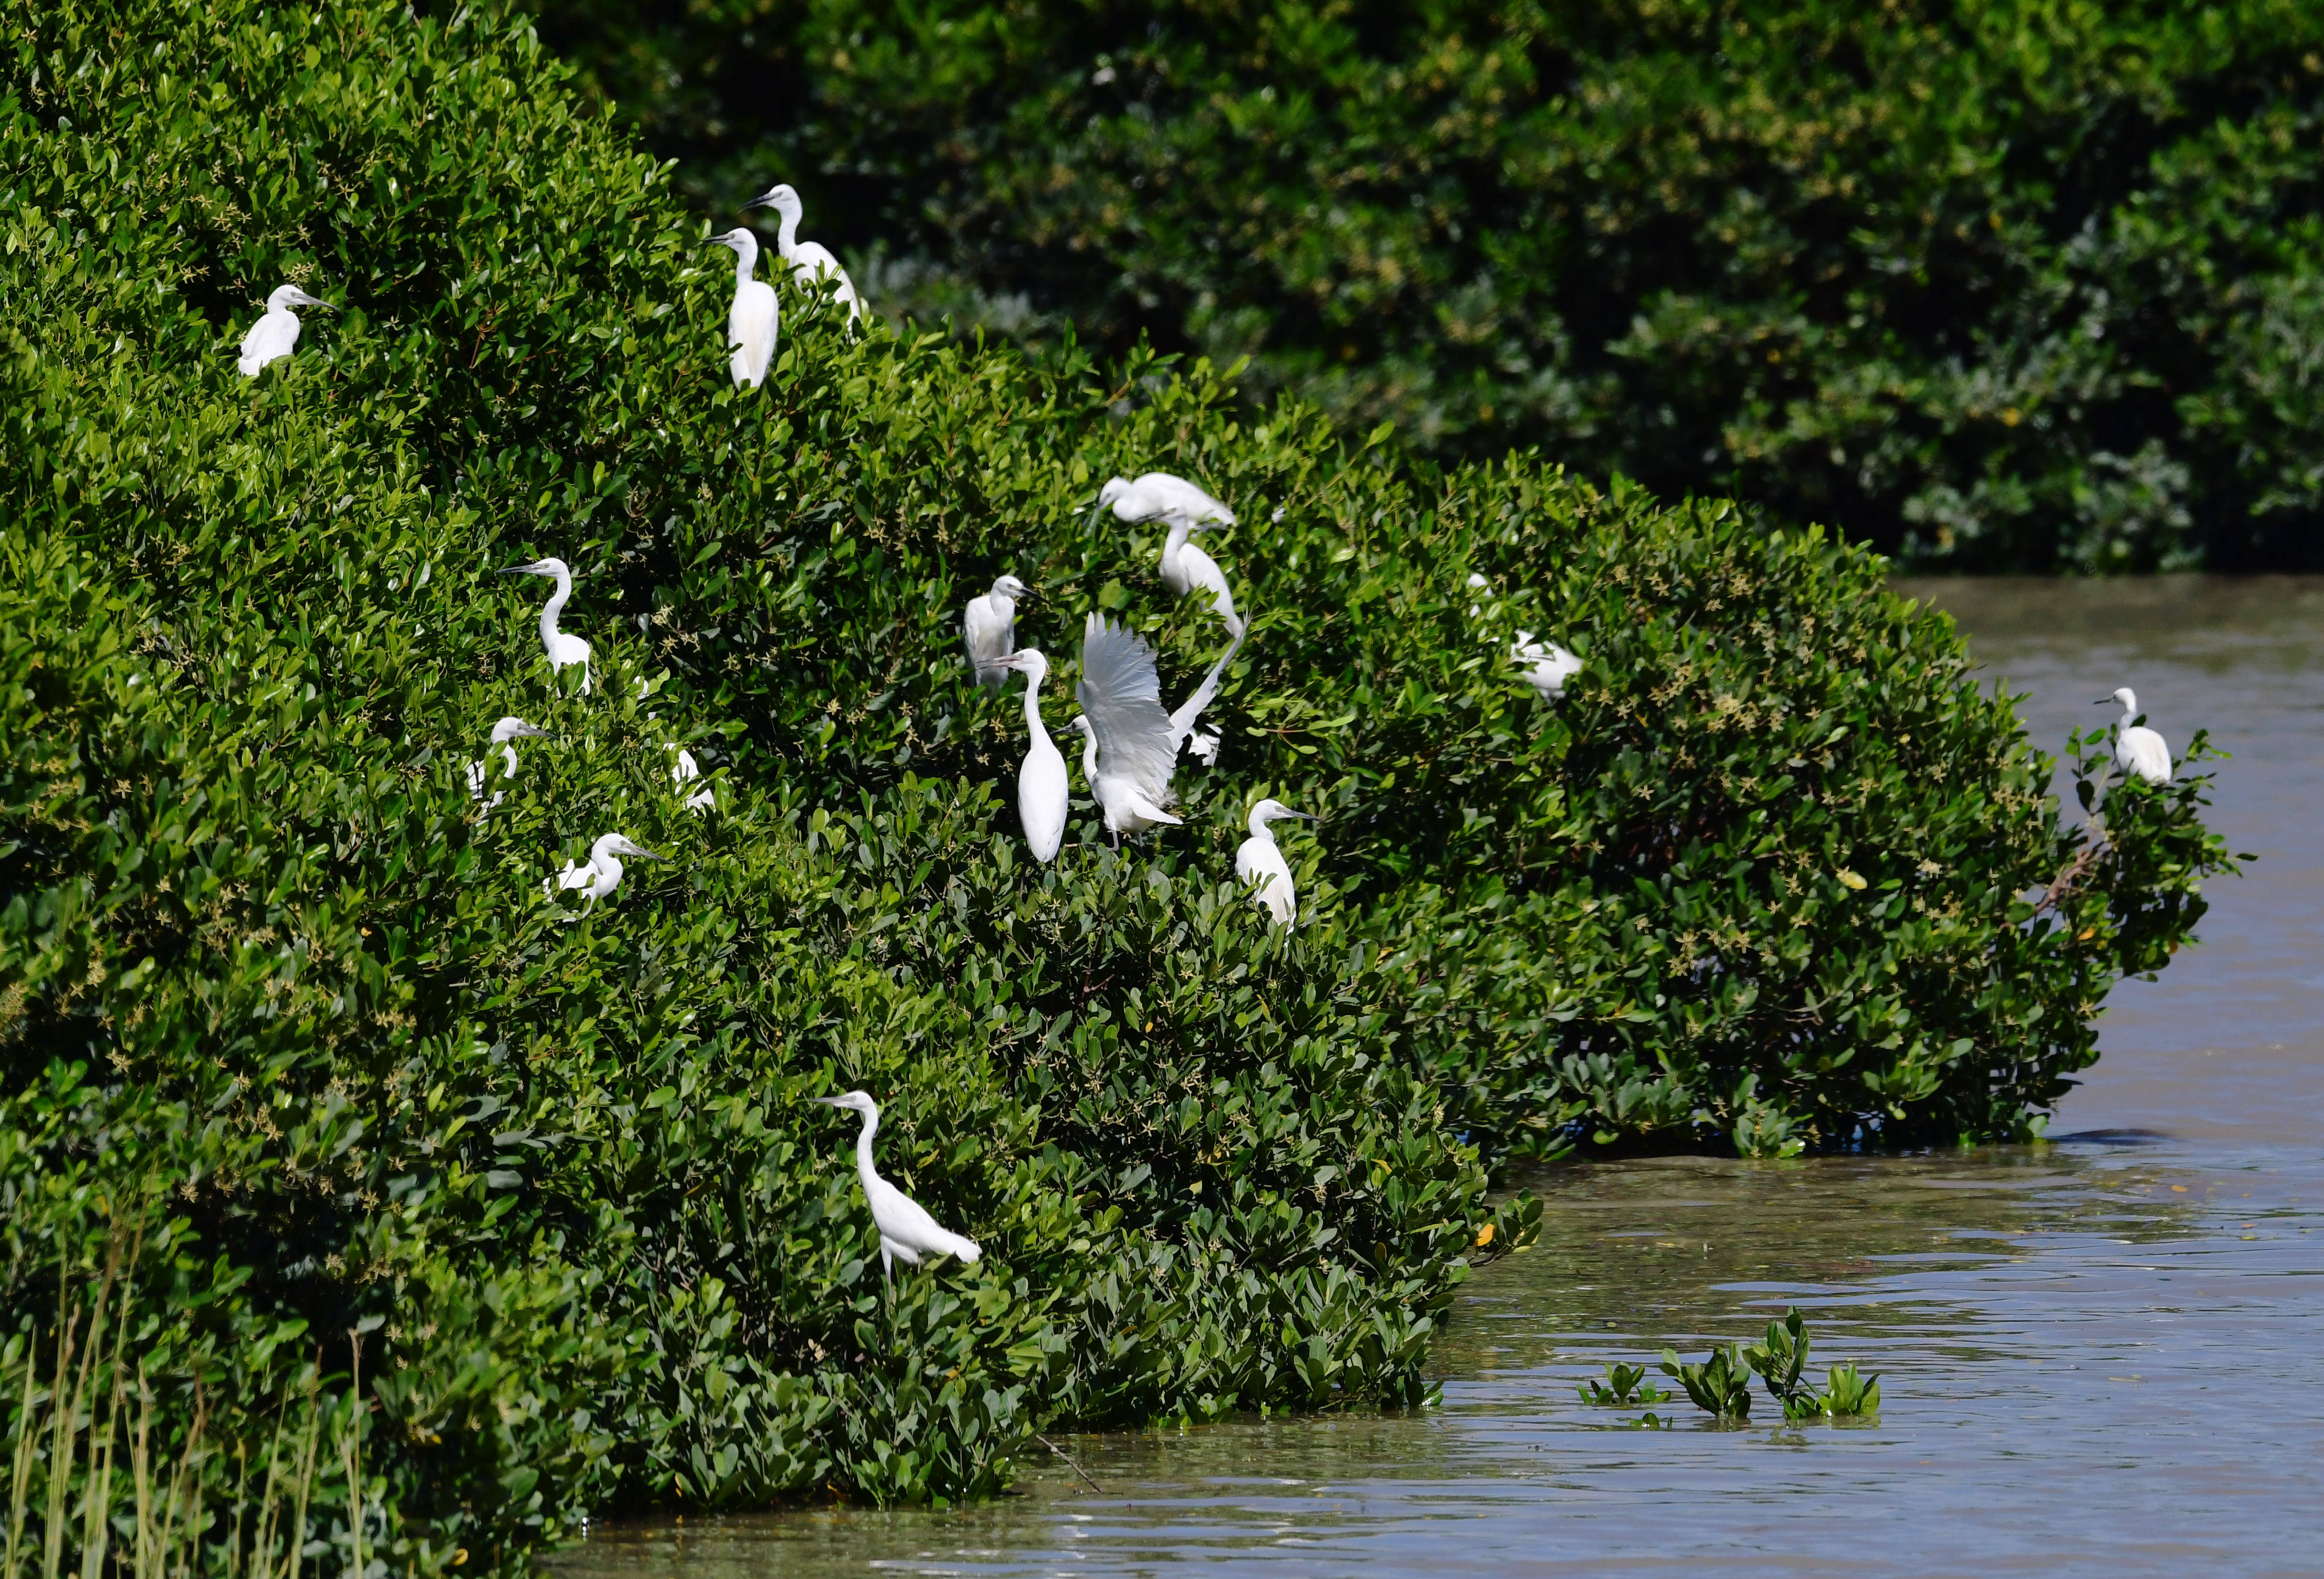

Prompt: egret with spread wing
[964,575,1029,689]
[809,1091,981,1284]
[1099,473,1245,638]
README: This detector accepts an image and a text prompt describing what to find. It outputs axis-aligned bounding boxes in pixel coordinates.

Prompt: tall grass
[4,1227,357,1579]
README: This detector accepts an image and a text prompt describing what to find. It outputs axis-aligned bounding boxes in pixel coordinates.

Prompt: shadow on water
[549,579,2324,1577]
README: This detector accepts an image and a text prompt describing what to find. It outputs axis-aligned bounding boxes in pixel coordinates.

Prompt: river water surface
[551,578,2324,1577]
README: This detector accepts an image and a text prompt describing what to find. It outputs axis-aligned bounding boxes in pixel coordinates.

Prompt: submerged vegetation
[0,0,2228,1572]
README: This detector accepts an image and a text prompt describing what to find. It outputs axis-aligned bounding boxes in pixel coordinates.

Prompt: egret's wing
[867,1175,980,1262]
[1137,472,1235,526]
[1076,614,1178,801]
[730,282,777,388]
[238,311,298,374]
[1168,620,1247,749]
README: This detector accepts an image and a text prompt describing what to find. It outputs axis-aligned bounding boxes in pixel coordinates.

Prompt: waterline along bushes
[1,0,2227,1573]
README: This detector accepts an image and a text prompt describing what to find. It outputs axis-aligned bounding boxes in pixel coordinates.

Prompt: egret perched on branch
[498,558,593,694]
[1236,799,1319,926]
[963,575,1029,689]
[996,649,1067,862]
[809,1091,981,1284]
[2098,687,2173,784]
[543,834,663,914]
[742,184,863,322]
[669,746,717,812]
[708,228,778,389]
[466,716,547,810]
[237,285,332,377]
[1099,474,1245,638]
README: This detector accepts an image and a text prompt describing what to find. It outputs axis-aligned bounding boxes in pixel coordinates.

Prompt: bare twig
[1034,1434,1102,1495]
[2036,842,2104,915]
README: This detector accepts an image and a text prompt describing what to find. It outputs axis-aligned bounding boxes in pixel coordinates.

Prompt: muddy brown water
[548,578,2324,1576]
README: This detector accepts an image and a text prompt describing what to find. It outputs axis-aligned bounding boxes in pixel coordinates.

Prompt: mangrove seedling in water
[1657,1343,1756,1420]
[1578,1361,1672,1408]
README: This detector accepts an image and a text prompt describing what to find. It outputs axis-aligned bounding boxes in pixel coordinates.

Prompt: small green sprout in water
[1649,1310,1882,1423]
[1578,1361,1671,1408]
[1818,1361,1882,1418]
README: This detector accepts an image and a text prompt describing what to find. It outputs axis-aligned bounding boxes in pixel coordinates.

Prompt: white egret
[1164,618,1246,766]
[543,833,663,914]
[995,649,1068,861]
[809,1091,981,1283]
[2098,687,2173,784]
[466,716,547,810]
[237,285,332,377]
[742,184,863,321]
[496,557,593,695]
[1467,572,1582,699]
[1074,615,1187,839]
[670,746,717,812]
[1236,799,1319,926]
[708,228,779,389]
[1513,631,1584,699]
[963,574,1030,689]
[1098,474,1245,637]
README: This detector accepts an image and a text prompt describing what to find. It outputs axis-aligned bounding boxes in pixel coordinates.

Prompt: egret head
[1067,714,1091,737]
[708,227,759,267]
[264,285,332,311]
[592,834,663,863]
[1096,477,1142,520]
[489,716,547,745]
[2095,686,2137,711]
[496,557,571,580]
[742,183,804,224]
[1247,798,1318,835]
[999,647,1049,686]
[991,574,1030,601]
[809,1089,877,1116]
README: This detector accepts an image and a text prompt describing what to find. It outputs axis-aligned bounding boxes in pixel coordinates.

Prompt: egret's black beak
[2092,698,2112,706]
[807,1095,846,1107]
[495,565,532,576]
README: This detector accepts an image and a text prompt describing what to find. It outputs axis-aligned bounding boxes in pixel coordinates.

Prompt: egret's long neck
[1019,672,1047,736]
[1247,815,1278,844]
[1163,522,1193,559]
[1080,730,1100,784]
[2119,695,2138,728]
[540,568,572,643]
[500,743,519,779]
[732,240,757,286]
[777,206,801,259]
[854,1106,881,1189]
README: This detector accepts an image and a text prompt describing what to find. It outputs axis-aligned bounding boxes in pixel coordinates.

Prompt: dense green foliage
[0,0,2229,1575]
[544,0,2324,571]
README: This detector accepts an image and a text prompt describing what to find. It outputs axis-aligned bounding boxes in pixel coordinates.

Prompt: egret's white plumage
[998,649,1068,862]
[1236,799,1318,926]
[810,1091,981,1283]
[964,574,1029,689]
[1073,616,1187,838]
[1466,572,1583,699]
[237,285,331,377]
[1099,474,1244,637]
[744,184,863,321]
[497,557,593,695]
[670,746,717,812]
[709,228,779,388]
[543,833,663,914]
[2099,687,2173,784]
[1165,618,1246,766]
[466,716,546,810]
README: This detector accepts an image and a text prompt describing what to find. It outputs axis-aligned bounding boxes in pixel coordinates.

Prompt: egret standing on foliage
[544,833,663,914]
[996,649,1068,862]
[1236,800,1319,926]
[708,228,778,389]
[809,1091,981,1283]
[466,716,547,811]
[497,557,593,694]
[963,575,1029,689]
[1467,573,1582,699]
[1099,474,1245,637]
[2098,687,2173,784]
[237,285,332,377]
[743,184,863,321]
